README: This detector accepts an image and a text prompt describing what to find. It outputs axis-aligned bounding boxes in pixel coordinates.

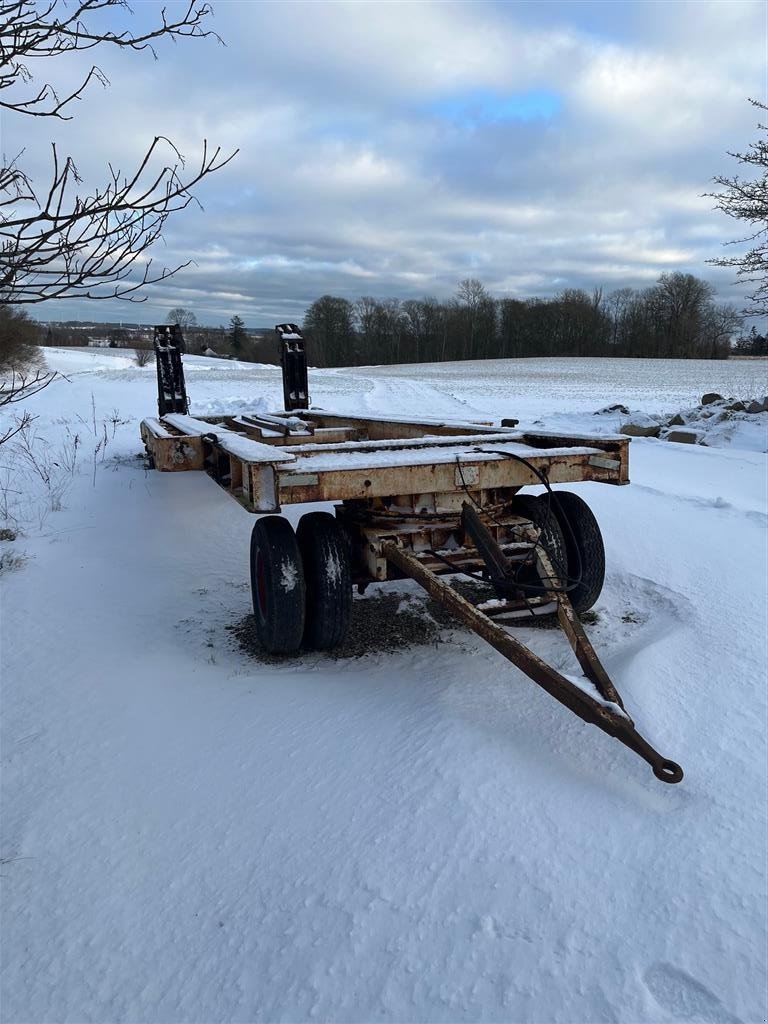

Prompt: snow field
[1,351,766,1023]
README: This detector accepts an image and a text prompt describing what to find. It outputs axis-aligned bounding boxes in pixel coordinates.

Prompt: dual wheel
[250,492,605,653]
[510,490,605,614]
[250,512,352,654]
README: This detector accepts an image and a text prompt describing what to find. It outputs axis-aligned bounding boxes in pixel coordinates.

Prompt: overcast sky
[8,0,767,326]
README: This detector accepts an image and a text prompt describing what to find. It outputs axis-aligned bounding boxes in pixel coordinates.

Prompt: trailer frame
[140,327,683,785]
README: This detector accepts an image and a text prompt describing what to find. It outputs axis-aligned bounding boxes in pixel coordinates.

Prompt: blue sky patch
[428,89,562,127]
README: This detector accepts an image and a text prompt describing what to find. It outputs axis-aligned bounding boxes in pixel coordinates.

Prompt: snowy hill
[1,352,766,1023]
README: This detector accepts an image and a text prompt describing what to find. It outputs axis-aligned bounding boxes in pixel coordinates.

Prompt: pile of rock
[617,393,768,444]
[700,392,768,414]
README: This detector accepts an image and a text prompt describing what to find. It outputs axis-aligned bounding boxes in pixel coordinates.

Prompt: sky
[5,0,767,327]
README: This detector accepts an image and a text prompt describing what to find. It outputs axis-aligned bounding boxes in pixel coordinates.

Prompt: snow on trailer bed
[140,410,629,512]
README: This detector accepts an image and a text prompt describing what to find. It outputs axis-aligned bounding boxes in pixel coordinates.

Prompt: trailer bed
[140,409,629,513]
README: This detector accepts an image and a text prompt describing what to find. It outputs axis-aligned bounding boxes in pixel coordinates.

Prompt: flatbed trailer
[141,325,683,785]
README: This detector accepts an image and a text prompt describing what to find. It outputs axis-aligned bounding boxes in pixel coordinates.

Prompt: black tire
[510,493,568,591]
[296,512,352,650]
[549,491,605,613]
[250,516,306,654]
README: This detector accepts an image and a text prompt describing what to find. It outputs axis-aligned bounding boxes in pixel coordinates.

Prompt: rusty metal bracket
[381,540,683,784]
[460,501,516,587]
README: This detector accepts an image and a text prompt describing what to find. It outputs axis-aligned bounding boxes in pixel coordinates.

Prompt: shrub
[0,306,42,373]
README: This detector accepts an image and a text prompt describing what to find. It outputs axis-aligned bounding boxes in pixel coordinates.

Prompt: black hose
[450,450,585,597]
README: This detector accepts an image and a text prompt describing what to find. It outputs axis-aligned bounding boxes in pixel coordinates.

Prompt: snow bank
[617,394,768,452]
[1,355,765,1023]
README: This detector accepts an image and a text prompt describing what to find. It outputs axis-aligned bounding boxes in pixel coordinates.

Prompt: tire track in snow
[358,375,486,421]
[630,483,767,526]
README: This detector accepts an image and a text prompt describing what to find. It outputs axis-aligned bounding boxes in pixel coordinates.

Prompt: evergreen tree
[229,315,246,353]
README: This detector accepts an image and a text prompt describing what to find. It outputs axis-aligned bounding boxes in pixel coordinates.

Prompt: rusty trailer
[141,325,683,785]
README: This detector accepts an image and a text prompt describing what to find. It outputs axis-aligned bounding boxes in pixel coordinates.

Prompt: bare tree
[166,308,198,329]
[0,0,237,305]
[455,278,495,360]
[707,99,768,316]
[456,278,488,311]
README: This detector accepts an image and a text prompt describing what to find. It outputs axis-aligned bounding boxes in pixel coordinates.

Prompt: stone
[666,429,698,444]
[726,400,746,412]
[668,413,686,426]
[594,403,630,415]
[620,421,661,438]
[747,400,766,414]
[701,392,724,405]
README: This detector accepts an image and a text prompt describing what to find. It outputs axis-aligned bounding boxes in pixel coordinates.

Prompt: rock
[0,528,16,542]
[668,413,686,426]
[620,421,661,438]
[747,399,767,414]
[726,400,746,412]
[666,429,698,444]
[594,403,630,415]
[701,392,724,405]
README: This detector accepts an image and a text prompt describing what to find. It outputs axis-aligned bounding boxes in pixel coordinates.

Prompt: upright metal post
[153,324,189,416]
[275,324,309,411]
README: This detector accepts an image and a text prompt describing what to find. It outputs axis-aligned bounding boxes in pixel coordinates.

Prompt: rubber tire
[549,491,605,613]
[511,493,568,590]
[296,512,352,650]
[250,515,306,654]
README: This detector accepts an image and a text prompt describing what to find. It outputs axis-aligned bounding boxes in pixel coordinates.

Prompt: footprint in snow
[643,962,742,1024]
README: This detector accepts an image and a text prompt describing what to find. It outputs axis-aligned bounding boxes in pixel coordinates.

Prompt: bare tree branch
[706,98,768,317]
[1,138,237,303]
[0,409,32,446]
[0,369,57,447]
[0,0,223,119]
[0,0,238,305]
[0,367,57,408]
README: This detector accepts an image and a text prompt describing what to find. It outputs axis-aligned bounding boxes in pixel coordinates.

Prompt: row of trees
[302,273,741,367]
[5,269,746,375]
[167,310,271,361]
[734,326,768,356]
[39,309,265,360]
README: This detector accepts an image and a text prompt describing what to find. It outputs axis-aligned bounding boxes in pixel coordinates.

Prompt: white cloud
[8,0,763,323]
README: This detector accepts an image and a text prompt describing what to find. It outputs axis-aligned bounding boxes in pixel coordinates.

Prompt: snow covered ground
[1,350,766,1023]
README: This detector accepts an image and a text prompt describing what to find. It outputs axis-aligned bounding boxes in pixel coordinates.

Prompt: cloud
[7,0,764,325]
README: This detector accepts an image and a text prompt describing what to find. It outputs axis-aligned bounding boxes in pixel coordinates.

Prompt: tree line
[733,326,768,356]
[7,269,755,375]
[302,273,742,367]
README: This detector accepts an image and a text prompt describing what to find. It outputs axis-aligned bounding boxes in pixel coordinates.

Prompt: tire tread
[297,512,352,650]
[249,515,306,654]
